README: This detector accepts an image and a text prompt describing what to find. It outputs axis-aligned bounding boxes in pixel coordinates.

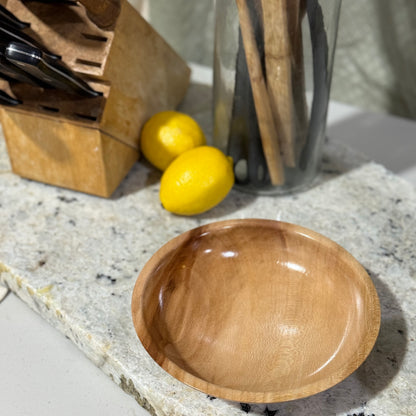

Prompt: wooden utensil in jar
[236,0,284,185]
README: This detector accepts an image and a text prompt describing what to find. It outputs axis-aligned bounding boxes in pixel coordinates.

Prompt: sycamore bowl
[132,219,380,403]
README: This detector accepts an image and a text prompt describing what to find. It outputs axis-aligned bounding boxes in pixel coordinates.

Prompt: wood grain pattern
[263,0,296,168]
[132,219,381,403]
[1,0,190,197]
[100,0,190,148]
[4,0,190,149]
[1,108,138,197]
[236,0,285,185]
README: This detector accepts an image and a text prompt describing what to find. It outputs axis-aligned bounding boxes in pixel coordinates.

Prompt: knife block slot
[40,106,60,113]
[1,0,114,77]
[81,33,109,43]
[74,113,98,122]
[75,58,103,69]
[2,79,109,126]
[0,0,190,197]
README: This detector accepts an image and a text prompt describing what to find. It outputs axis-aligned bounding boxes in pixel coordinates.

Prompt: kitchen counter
[1,68,416,415]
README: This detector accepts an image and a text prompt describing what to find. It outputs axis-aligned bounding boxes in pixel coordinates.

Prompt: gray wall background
[130,0,416,120]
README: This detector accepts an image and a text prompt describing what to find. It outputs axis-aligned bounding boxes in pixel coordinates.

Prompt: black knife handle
[5,42,102,97]
[0,45,52,88]
[0,19,60,60]
[0,89,21,106]
[0,59,51,88]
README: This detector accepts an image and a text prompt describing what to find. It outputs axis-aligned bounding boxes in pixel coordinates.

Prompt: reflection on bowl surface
[132,219,380,403]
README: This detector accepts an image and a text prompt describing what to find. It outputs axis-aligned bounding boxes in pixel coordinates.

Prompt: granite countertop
[0,82,415,416]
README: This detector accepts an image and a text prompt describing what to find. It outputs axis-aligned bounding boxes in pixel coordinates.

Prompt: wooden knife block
[0,0,190,197]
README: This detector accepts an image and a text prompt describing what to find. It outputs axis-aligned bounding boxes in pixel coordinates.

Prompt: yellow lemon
[160,146,234,216]
[140,110,206,171]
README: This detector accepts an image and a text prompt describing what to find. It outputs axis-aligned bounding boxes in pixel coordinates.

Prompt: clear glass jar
[213,0,341,194]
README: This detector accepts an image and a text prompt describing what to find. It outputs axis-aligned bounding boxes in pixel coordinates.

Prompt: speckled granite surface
[0,84,415,416]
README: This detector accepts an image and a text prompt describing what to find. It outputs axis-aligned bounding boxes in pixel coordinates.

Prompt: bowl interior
[132,219,380,403]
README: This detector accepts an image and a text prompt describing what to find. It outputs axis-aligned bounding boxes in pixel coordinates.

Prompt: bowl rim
[131,218,381,403]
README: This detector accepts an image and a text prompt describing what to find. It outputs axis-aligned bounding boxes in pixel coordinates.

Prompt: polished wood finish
[132,219,380,403]
[0,0,190,197]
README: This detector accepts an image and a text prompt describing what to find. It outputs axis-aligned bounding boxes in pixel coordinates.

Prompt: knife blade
[0,61,51,88]
[78,0,121,29]
[0,5,30,30]
[5,41,102,97]
[0,89,21,106]
[0,19,60,60]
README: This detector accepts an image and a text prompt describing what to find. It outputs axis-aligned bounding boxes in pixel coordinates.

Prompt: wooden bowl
[131,219,380,403]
